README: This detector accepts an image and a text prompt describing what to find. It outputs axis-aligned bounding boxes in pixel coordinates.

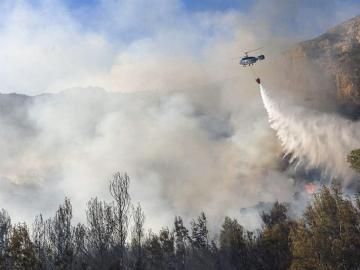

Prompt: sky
[0,0,358,94]
[64,0,252,14]
[0,0,357,95]
[0,0,360,231]
[63,0,358,14]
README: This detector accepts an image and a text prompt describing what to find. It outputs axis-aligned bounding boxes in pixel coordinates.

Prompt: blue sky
[65,0,252,12]
[63,0,359,13]
[181,0,253,11]
[57,0,360,41]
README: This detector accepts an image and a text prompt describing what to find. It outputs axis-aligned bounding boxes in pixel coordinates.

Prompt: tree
[144,231,163,270]
[8,223,37,269]
[159,228,175,270]
[290,184,360,270]
[0,209,11,269]
[219,217,248,270]
[48,198,74,269]
[109,172,131,269]
[131,203,145,270]
[258,202,293,270]
[190,212,209,250]
[85,197,116,269]
[6,169,360,269]
[174,216,188,270]
[73,223,88,270]
[189,213,216,270]
[33,214,50,269]
[347,149,360,173]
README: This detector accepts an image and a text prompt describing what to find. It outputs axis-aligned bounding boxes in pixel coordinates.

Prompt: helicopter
[238,47,265,67]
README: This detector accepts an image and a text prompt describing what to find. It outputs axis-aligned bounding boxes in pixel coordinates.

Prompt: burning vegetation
[0,159,359,269]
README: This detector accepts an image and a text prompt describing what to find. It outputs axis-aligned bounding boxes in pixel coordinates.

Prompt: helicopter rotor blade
[244,47,264,54]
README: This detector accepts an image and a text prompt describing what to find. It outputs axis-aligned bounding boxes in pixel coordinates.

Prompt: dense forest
[0,150,360,270]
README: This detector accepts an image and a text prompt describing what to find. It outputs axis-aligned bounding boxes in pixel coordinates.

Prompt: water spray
[257,80,360,182]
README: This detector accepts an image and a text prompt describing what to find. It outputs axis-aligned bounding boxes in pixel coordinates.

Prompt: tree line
[0,151,360,270]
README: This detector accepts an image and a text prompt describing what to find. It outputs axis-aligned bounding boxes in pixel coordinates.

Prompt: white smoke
[260,84,359,181]
[0,88,297,231]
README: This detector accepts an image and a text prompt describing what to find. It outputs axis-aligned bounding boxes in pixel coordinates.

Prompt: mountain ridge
[283,14,360,116]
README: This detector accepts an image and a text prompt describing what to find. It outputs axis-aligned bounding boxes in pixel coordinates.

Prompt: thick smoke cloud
[0,87,295,230]
[0,0,359,230]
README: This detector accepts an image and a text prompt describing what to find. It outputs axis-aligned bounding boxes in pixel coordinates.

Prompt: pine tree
[8,223,37,269]
[190,212,208,250]
[219,217,248,270]
[159,228,175,270]
[144,231,164,270]
[258,201,293,270]
[189,212,216,270]
[0,209,11,269]
[174,216,188,270]
[347,149,360,173]
[290,183,360,270]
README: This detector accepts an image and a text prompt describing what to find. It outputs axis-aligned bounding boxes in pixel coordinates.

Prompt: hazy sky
[0,0,359,94]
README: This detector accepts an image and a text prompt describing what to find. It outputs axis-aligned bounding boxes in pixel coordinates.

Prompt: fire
[304,183,317,194]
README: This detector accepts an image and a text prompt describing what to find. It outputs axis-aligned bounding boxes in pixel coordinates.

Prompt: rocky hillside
[281,15,360,116]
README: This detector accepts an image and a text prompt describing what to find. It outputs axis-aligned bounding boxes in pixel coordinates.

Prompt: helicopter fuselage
[240,55,265,66]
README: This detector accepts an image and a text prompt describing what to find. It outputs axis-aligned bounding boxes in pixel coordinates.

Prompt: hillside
[281,15,360,116]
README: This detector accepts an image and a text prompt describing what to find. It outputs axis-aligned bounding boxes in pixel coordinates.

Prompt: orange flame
[304,183,317,194]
